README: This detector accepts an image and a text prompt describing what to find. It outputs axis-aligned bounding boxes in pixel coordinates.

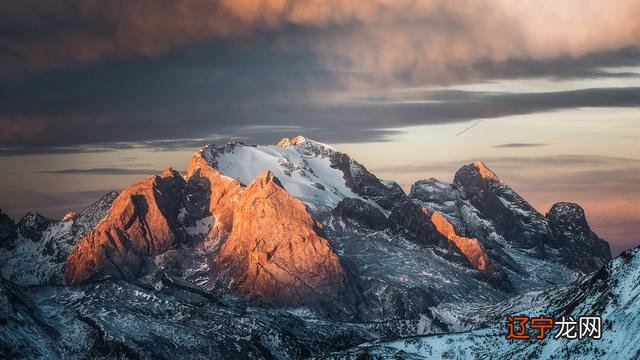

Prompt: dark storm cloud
[1,81,639,152]
[0,1,639,153]
[473,46,640,80]
[0,146,112,157]
[2,1,637,77]
[1,37,639,151]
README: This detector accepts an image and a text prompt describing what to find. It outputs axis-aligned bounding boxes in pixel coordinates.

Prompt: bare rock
[215,170,346,306]
[65,169,185,283]
[546,202,612,272]
[430,211,490,271]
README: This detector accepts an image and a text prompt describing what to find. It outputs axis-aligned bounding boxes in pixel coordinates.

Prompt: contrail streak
[456,119,484,136]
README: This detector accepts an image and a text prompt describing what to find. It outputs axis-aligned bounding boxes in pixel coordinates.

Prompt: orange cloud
[1,0,639,84]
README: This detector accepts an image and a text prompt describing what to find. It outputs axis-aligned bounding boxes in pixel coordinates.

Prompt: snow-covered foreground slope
[327,246,640,359]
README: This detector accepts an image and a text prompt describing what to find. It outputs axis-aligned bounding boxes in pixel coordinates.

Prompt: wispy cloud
[40,168,163,175]
[493,143,548,148]
[372,155,640,177]
[2,83,639,151]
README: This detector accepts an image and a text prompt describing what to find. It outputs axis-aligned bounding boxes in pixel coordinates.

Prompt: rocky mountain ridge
[0,136,617,359]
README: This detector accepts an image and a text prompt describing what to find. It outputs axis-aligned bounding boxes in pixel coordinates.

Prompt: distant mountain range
[2,136,631,360]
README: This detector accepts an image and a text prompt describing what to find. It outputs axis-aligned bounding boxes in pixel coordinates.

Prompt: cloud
[372,155,640,178]
[1,0,639,85]
[0,146,111,157]
[493,143,548,148]
[1,1,639,153]
[0,0,638,166]
[473,47,640,80]
[40,168,163,175]
[1,60,638,150]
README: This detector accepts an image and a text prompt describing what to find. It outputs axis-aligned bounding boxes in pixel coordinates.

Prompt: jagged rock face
[327,150,404,210]
[0,210,16,247]
[186,150,242,243]
[65,169,185,283]
[332,197,388,231]
[546,202,591,237]
[430,211,489,271]
[391,287,438,319]
[388,201,446,247]
[453,161,552,255]
[214,170,346,307]
[414,165,609,275]
[546,202,611,272]
[16,212,54,241]
[410,178,458,205]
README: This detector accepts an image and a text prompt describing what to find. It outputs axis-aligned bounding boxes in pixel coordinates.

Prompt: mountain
[0,136,619,359]
[213,170,348,308]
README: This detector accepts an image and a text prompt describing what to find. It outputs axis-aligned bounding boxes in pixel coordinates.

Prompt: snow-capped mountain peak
[0,137,623,359]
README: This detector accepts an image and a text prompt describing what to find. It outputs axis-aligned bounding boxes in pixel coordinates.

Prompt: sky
[0,0,638,255]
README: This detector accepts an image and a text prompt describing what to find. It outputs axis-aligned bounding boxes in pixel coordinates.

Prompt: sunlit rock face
[65,168,186,283]
[430,211,489,271]
[410,164,610,280]
[472,161,499,181]
[214,170,347,307]
[546,202,611,272]
[276,137,292,147]
[186,148,242,243]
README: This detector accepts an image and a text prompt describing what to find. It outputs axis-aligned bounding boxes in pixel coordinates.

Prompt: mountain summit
[0,136,618,359]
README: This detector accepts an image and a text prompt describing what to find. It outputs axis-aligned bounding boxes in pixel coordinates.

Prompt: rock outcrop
[65,168,185,283]
[332,197,388,231]
[388,201,447,247]
[16,212,54,242]
[0,210,16,248]
[214,170,347,306]
[186,149,242,243]
[546,202,611,272]
[328,150,405,210]
[430,211,490,271]
[454,161,552,255]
